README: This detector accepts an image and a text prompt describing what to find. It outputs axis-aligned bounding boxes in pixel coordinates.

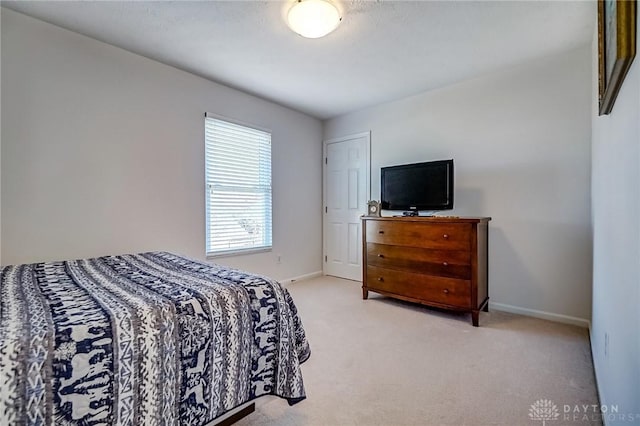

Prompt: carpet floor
[236,276,600,426]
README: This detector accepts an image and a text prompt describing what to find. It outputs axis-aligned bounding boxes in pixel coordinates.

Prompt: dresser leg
[471,310,479,327]
[362,287,368,300]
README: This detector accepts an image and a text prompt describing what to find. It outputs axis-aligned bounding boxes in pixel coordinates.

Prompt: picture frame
[598,0,637,116]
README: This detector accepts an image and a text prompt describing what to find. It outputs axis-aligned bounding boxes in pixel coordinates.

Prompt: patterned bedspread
[0,252,310,425]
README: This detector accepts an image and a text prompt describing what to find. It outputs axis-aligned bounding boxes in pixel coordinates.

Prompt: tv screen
[381,159,454,211]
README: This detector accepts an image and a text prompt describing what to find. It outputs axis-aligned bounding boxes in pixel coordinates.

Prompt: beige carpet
[237,276,599,426]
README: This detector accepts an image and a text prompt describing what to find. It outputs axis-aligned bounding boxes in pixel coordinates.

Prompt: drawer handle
[378,230,385,234]
[377,254,385,258]
[442,262,448,267]
[443,234,449,239]
[443,289,450,294]
[377,277,384,282]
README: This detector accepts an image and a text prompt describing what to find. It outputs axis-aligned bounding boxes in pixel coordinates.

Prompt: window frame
[204,112,273,258]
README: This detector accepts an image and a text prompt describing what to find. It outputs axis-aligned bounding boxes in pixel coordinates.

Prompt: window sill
[207,247,272,259]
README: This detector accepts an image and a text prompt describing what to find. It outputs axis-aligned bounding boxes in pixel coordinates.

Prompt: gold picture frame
[598,0,637,116]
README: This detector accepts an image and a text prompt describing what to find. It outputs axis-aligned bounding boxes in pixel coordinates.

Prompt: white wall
[324,46,593,323]
[591,5,640,421]
[0,9,323,281]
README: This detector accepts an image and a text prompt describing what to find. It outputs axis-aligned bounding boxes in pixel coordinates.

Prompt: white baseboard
[490,301,591,329]
[280,271,323,286]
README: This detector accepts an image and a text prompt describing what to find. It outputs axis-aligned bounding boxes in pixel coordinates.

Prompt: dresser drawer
[367,243,471,280]
[366,221,471,251]
[366,266,471,308]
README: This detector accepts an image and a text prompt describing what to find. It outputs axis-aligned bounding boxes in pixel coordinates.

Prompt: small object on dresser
[367,200,382,217]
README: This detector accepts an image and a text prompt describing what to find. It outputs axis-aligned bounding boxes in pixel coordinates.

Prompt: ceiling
[3,1,595,120]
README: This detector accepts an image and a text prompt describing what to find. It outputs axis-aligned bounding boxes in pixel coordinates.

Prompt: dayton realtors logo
[529,399,560,425]
[529,399,640,424]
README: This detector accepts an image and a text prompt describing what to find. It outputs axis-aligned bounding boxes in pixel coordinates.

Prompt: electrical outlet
[276,254,282,264]
[604,332,609,358]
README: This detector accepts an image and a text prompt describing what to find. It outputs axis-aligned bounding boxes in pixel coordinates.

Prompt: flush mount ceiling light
[287,0,342,39]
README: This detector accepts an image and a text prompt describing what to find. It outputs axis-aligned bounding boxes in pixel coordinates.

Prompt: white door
[323,132,370,281]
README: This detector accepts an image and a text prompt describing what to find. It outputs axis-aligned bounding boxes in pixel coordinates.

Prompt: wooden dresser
[362,216,490,326]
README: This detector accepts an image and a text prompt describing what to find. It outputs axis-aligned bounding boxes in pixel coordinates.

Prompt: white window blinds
[205,115,272,256]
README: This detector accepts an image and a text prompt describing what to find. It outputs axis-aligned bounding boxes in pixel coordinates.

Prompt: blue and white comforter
[0,251,310,425]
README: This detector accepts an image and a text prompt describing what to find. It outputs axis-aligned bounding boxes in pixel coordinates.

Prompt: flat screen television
[380,159,454,211]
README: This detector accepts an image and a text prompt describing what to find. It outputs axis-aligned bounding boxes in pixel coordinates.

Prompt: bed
[0,251,310,425]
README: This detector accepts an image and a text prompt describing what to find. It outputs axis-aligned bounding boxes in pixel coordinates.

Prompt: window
[205,114,272,256]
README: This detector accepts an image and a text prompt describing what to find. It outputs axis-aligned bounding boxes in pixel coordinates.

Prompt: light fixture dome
[287,0,341,39]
